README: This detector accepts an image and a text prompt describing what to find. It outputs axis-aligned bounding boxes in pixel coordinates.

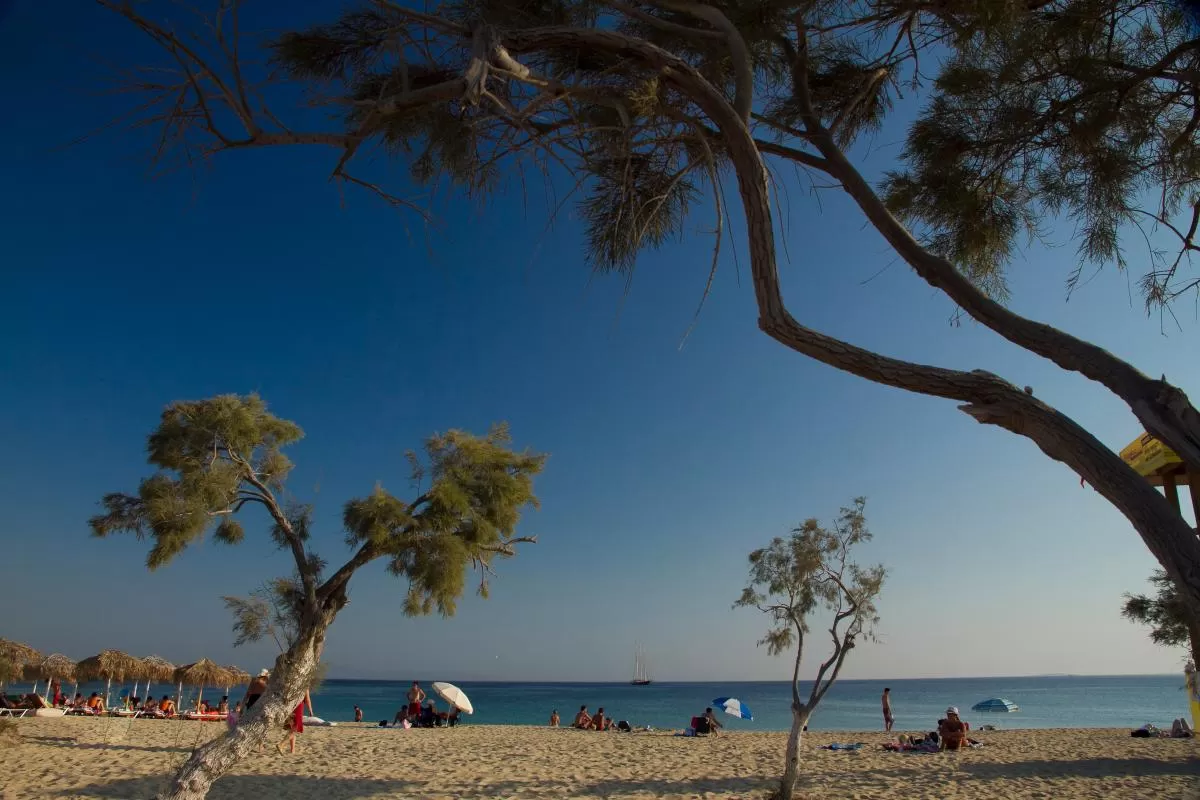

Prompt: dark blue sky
[1,0,1195,682]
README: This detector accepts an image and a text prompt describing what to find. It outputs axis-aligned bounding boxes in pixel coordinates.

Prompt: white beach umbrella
[431,681,473,715]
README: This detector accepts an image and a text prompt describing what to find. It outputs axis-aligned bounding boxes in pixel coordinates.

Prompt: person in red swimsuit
[277,689,314,755]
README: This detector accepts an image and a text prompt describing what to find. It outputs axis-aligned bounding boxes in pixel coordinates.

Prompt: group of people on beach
[388,681,460,728]
[882,688,973,751]
[547,705,634,732]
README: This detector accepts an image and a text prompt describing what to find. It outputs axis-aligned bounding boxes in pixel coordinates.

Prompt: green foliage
[94,394,545,624]
[735,497,886,657]
[1123,570,1192,650]
[884,0,1200,302]
[343,423,546,616]
[89,394,303,569]
[223,577,304,651]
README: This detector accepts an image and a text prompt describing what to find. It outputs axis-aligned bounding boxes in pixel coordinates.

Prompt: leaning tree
[91,393,544,799]
[94,0,1200,656]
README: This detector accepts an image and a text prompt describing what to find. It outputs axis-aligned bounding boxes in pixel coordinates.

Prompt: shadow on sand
[57,775,417,800]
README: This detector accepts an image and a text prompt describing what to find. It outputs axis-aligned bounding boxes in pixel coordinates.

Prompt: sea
[44,674,1189,732]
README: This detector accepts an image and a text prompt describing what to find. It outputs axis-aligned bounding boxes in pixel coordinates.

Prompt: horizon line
[318,671,1182,683]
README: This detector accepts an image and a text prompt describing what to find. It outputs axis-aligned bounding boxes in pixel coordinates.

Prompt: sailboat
[631,643,652,685]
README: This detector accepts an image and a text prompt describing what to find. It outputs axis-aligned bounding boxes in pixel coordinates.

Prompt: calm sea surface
[47,674,1188,731]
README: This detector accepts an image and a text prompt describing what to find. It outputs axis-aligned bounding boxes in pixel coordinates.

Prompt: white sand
[1,718,1198,799]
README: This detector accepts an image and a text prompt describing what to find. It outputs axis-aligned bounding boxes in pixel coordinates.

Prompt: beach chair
[0,708,29,718]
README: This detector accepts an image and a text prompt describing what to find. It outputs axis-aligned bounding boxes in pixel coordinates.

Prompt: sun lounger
[0,708,29,718]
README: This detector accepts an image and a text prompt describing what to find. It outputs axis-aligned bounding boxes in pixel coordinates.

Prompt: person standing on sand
[277,689,313,755]
[406,681,426,720]
[882,687,893,732]
[549,709,560,727]
[244,669,268,709]
[354,705,363,722]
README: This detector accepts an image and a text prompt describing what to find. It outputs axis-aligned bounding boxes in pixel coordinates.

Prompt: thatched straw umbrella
[0,639,41,691]
[221,665,250,697]
[76,650,139,707]
[138,656,175,703]
[33,654,76,703]
[173,659,230,711]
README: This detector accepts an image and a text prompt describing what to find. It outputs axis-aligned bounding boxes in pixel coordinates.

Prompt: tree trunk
[154,610,334,800]
[778,705,809,800]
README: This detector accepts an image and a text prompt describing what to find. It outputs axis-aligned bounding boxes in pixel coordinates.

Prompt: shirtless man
[939,707,969,750]
[572,705,592,729]
[243,669,268,709]
[406,681,426,720]
[882,687,893,732]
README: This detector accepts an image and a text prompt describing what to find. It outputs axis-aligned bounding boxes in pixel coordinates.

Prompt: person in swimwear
[406,681,426,720]
[158,696,176,716]
[549,709,560,727]
[277,689,314,755]
[572,705,592,729]
[938,707,969,750]
[243,669,268,710]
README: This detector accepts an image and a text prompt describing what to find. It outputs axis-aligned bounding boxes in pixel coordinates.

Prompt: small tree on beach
[736,497,885,800]
[1123,570,1196,665]
[91,393,545,800]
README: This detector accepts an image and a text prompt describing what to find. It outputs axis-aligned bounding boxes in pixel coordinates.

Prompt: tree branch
[785,18,1200,470]
[653,0,752,121]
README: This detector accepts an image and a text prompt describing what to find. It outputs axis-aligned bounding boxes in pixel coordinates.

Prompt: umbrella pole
[176,681,182,711]
[105,677,112,707]
[197,686,204,710]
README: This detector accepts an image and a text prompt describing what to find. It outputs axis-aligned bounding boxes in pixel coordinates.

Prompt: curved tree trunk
[155,610,334,800]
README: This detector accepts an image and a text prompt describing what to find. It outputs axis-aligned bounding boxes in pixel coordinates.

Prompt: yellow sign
[1120,432,1183,478]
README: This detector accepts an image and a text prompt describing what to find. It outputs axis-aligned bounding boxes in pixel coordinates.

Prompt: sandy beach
[1,718,1197,800]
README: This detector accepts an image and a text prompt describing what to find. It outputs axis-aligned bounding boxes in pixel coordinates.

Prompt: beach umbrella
[174,659,230,710]
[711,697,754,721]
[0,639,41,690]
[971,697,1020,713]
[139,656,175,702]
[431,681,474,715]
[34,654,76,702]
[222,666,250,696]
[77,650,139,706]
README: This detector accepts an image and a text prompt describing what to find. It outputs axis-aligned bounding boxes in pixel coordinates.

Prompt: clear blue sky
[1,0,1196,683]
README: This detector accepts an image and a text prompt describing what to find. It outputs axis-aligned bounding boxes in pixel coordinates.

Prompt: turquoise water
[29,674,1187,731]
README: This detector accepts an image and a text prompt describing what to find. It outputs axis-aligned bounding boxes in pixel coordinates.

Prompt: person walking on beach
[406,681,426,720]
[277,689,313,755]
[354,705,363,722]
[882,687,894,732]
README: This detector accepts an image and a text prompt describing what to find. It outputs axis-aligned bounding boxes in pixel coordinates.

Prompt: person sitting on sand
[448,706,461,727]
[159,696,176,717]
[938,707,969,750]
[549,709,560,727]
[592,707,608,731]
[703,708,723,735]
[573,705,592,729]
[420,700,437,728]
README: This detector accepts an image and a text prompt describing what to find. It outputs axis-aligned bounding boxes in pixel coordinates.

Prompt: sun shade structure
[76,650,140,706]
[0,638,41,681]
[711,697,754,720]
[173,659,231,710]
[138,655,175,701]
[222,666,250,694]
[971,697,1020,713]
[431,681,474,715]
[32,654,76,700]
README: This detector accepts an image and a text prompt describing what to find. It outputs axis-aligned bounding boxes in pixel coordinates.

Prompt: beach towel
[820,743,864,751]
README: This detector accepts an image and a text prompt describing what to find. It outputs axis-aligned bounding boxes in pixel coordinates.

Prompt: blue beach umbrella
[711,697,753,721]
